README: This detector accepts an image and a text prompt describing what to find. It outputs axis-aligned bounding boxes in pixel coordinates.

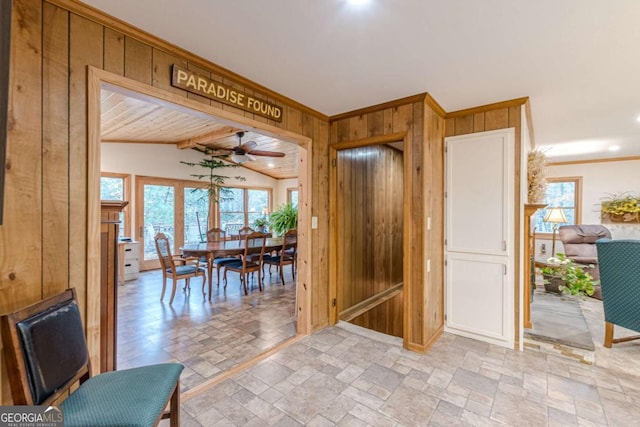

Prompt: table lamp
[544,207,567,256]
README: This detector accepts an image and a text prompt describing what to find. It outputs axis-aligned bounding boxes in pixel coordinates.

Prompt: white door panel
[447,132,510,256]
[445,129,515,349]
[446,254,511,345]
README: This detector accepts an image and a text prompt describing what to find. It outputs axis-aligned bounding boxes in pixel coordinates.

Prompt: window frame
[287,187,299,206]
[216,185,273,228]
[100,172,131,238]
[535,176,582,238]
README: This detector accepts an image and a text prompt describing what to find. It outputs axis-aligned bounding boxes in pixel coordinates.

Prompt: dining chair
[224,223,243,238]
[206,227,241,286]
[155,232,206,304]
[262,229,297,285]
[237,226,254,239]
[0,288,183,426]
[223,231,267,295]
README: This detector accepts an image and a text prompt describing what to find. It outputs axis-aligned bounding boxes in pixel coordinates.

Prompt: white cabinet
[120,241,140,282]
[444,128,515,349]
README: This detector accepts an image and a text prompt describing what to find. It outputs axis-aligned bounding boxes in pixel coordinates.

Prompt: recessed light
[636,115,640,123]
[347,0,370,5]
[609,145,620,152]
[267,162,275,168]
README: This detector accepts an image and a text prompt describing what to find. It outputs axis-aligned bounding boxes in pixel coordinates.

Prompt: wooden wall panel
[124,36,152,85]
[330,96,445,352]
[351,292,403,338]
[69,13,103,327]
[337,145,404,337]
[2,0,332,402]
[423,102,445,346]
[0,0,43,404]
[42,2,69,298]
[103,28,124,75]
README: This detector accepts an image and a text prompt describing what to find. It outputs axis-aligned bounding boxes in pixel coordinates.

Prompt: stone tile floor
[169,326,640,426]
[117,268,297,391]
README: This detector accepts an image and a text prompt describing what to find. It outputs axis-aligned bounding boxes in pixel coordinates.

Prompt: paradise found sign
[171,65,283,122]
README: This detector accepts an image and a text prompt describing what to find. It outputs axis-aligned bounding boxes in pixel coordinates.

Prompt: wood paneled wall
[1,0,330,402]
[336,145,403,337]
[444,97,529,348]
[330,94,446,352]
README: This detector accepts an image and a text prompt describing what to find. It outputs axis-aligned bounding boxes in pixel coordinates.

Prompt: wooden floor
[117,267,297,391]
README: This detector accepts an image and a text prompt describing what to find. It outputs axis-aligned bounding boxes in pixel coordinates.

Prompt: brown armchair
[558,224,611,298]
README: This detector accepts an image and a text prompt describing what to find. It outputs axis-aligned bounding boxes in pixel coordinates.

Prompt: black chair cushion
[213,257,239,266]
[17,299,88,405]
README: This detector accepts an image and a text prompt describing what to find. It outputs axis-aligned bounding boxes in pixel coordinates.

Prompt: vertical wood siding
[0,0,330,402]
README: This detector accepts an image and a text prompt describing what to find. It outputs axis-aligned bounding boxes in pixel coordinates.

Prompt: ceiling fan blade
[246,153,257,162]
[247,150,286,158]
[239,140,257,153]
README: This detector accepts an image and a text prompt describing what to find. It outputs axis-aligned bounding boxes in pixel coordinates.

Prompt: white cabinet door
[445,129,514,348]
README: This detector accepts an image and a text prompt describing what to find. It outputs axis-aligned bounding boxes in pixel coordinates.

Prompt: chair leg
[258,269,263,292]
[292,262,296,281]
[243,273,248,295]
[170,380,180,427]
[160,275,167,301]
[223,268,228,289]
[216,265,221,287]
[169,281,177,305]
[604,322,614,348]
[280,265,285,286]
[201,274,206,298]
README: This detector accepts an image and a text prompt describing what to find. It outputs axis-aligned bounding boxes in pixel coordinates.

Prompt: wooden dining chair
[155,232,206,304]
[262,229,297,285]
[206,227,241,286]
[223,231,267,295]
[0,288,183,426]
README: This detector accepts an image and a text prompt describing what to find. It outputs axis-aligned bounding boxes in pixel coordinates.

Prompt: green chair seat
[60,363,183,427]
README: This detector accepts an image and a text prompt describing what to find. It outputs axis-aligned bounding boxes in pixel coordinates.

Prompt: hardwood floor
[117,267,297,391]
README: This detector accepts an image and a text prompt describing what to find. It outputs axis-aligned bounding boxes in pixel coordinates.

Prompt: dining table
[181,237,296,299]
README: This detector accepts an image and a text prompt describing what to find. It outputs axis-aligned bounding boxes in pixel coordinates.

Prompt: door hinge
[503,265,507,275]
[139,226,144,238]
[444,258,447,266]
[502,241,507,251]
[444,313,447,321]
[331,159,337,167]
[332,298,337,307]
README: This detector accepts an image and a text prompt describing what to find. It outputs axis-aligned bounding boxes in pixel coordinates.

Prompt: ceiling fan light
[231,153,248,163]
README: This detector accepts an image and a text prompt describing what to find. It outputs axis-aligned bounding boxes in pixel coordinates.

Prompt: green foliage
[181,150,245,203]
[253,217,269,231]
[269,202,298,236]
[541,253,597,297]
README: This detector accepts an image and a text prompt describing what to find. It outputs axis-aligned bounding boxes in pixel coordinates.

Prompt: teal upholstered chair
[595,238,640,348]
[0,288,183,426]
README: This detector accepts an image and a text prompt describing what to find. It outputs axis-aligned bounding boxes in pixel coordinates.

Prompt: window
[218,187,271,233]
[287,188,299,207]
[100,173,131,238]
[533,177,582,234]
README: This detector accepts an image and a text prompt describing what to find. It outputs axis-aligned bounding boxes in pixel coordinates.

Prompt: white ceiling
[82,0,640,162]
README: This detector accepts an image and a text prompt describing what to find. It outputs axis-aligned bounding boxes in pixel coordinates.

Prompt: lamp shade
[543,207,568,224]
[231,153,248,163]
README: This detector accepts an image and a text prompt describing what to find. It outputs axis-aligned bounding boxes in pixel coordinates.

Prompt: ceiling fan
[226,131,286,164]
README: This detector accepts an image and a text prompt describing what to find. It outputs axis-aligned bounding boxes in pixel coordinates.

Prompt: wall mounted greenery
[601,193,640,223]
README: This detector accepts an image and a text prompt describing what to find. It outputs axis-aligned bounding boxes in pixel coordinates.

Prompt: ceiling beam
[176,126,240,149]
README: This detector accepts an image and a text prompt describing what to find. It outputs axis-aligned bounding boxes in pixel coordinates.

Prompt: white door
[445,129,515,348]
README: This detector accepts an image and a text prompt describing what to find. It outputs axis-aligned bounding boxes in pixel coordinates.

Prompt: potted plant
[601,193,640,223]
[540,253,597,297]
[253,217,269,232]
[269,202,298,236]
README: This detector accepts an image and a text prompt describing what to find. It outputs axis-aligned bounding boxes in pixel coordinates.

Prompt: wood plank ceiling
[100,89,299,179]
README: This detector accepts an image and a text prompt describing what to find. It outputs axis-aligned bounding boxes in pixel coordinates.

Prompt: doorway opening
[88,68,312,390]
[330,136,406,339]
